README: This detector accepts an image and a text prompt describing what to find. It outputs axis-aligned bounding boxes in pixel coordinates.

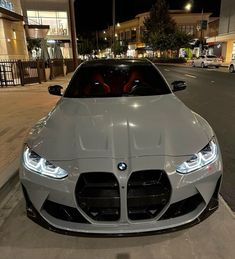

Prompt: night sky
[75,0,221,33]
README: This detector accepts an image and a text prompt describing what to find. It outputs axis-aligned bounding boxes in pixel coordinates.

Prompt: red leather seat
[92,73,110,94]
[123,70,143,93]
[83,73,110,96]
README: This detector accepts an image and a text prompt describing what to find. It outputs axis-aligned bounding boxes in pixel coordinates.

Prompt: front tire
[229,65,234,73]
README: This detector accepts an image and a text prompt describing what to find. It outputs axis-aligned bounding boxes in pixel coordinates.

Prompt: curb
[155,62,229,68]
[219,195,235,219]
[0,159,19,203]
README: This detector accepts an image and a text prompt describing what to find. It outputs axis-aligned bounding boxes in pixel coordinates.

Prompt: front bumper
[20,155,223,236]
[22,182,220,236]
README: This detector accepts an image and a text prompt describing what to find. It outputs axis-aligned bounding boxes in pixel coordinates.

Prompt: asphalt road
[158,65,235,211]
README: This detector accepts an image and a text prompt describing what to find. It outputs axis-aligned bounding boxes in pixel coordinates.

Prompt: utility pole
[96,30,99,52]
[112,0,116,57]
[200,8,204,55]
[69,0,78,68]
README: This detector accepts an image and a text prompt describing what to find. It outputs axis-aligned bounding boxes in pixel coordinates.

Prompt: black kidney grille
[127,170,171,220]
[76,173,120,221]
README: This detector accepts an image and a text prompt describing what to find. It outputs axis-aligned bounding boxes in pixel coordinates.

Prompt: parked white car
[228,59,235,73]
[192,55,222,68]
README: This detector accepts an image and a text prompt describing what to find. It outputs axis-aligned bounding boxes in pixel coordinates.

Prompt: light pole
[200,9,204,54]
[112,0,116,57]
[68,0,78,68]
[185,2,204,54]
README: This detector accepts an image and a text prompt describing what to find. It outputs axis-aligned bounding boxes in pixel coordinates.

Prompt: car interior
[64,64,171,98]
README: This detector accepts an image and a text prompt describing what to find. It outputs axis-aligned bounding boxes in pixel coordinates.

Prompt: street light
[185,3,192,11]
[112,0,116,57]
[185,1,204,54]
[199,9,204,54]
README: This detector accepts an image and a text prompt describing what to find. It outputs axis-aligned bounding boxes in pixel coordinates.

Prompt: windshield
[64,62,171,98]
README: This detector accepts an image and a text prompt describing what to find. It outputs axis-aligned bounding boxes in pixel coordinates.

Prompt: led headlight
[23,146,68,179]
[176,138,217,174]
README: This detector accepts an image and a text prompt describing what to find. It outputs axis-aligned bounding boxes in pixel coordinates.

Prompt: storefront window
[178,25,194,36]
[0,0,13,11]
[27,10,68,36]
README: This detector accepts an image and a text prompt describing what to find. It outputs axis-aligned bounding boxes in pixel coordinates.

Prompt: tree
[114,40,128,55]
[27,39,41,58]
[143,0,191,57]
[77,36,95,56]
[169,30,192,54]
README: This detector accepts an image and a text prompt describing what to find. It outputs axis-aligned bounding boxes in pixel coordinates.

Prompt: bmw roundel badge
[118,162,127,171]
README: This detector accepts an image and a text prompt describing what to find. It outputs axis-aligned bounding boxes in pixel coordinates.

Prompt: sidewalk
[0,74,72,190]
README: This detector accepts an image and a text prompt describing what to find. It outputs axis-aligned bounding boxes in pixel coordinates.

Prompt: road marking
[184,74,197,78]
[164,69,170,72]
[211,81,215,83]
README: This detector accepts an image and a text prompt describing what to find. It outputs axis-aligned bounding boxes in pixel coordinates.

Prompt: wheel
[229,65,234,73]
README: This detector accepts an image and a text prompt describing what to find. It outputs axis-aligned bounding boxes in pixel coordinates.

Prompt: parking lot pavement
[0,183,234,259]
[0,74,72,189]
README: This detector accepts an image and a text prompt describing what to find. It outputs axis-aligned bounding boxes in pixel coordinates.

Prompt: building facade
[0,0,28,59]
[21,0,72,58]
[207,0,235,63]
[101,10,213,57]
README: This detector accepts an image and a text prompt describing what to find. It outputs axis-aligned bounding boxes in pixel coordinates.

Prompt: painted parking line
[184,74,197,78]
[164,69,170,72]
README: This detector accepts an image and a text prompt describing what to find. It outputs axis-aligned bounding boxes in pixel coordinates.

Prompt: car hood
[28,94,212,160]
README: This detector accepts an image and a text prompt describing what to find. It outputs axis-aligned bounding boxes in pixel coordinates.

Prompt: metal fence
[49,59,64,80]
[0,60,21,86]
[0,59,80,87]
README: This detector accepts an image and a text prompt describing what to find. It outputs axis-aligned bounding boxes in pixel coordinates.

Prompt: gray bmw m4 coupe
[20,59,223,235]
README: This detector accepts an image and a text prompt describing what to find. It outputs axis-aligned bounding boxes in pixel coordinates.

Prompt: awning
[135,47,153,51]
[0,6,23,21]
[207,33,235,43]
[24,24,50,39]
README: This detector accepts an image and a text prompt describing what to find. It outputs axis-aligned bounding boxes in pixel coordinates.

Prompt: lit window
[27,10,68,36]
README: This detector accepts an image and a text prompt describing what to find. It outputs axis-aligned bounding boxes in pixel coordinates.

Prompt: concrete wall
[219,0,235,35]
[0,0,28,59]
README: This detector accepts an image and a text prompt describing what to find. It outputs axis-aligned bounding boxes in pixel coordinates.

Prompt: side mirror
[48,85,63,96]
[171,81,187,92]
